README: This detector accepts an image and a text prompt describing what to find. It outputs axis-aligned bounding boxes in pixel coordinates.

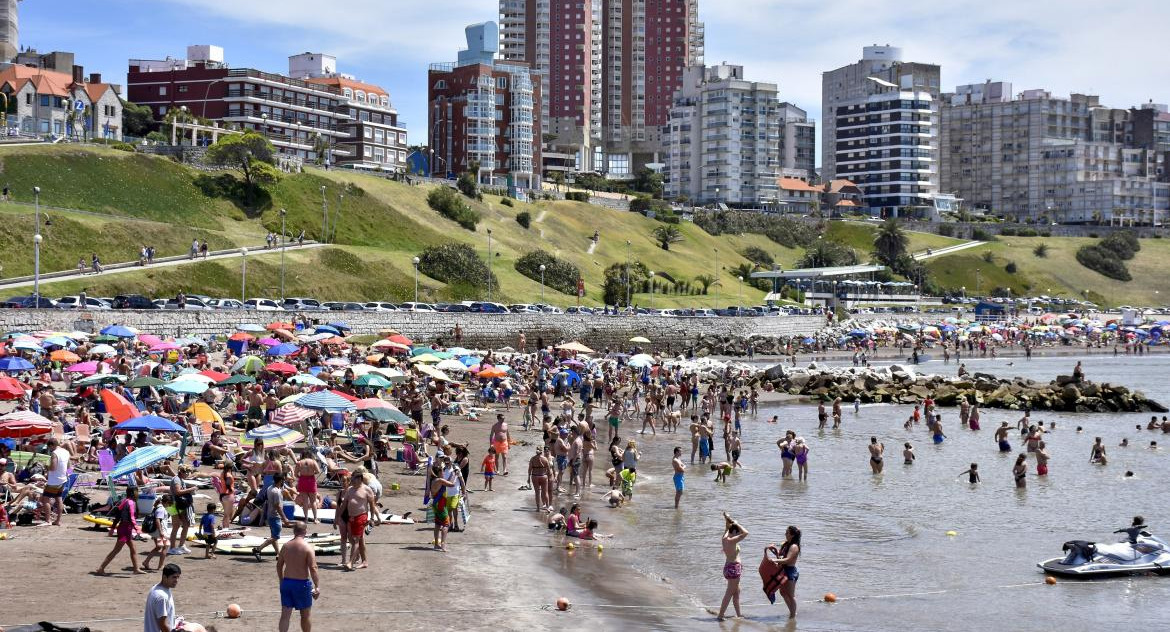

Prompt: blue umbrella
[458,355,482,367]
[107,444,179,481]
[41,336,75,348]
[100,325,136,338]
[114,415,186,433]
[561,369,581,387]
[848,329,868,337]
[0,357,35,372]
[446,347,472,357]
[326,322,350,331]
[314,325,342,336]
[161,380,209,395]
[267,343,301,357]
[295,391,356,412]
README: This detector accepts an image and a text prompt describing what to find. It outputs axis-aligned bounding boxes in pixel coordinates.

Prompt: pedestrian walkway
[911,240,985,261]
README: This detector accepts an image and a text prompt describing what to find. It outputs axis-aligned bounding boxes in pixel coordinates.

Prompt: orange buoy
[1045,576,1057,585]
[226,603,242,618]
[556,597,571,611]
[823,593,837,603]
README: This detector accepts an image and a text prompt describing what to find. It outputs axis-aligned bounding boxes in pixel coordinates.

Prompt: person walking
[277,521,320,632]
[95,486,143,575]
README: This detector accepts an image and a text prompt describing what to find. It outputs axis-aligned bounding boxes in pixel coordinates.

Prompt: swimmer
[1013,454,1028,488]
[958,463,980,484]
[854,398,860,414]
[1125,470,1136,478]
[868,437,884,474]
[994,423,1012,452]
[1120,438,1129,447]
[711,461,733,483]
[902,442,915,465]
[769,415,779,424]
[1089,437,1107,465]
[1151,441,1159,450]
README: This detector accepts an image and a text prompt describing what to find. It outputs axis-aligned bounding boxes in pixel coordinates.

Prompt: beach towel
[759,545,787,604]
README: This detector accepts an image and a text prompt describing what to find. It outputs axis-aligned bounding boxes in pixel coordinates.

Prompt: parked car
[244,298,281,311]
[206,298,245,310]
[283,298,324,311]
[112,294,159,310]
[565,306,594,315]
[55,296,112,310]
[329,302,366,311]
[2,295,56,308]
[508,304,543,314]
[162,297,211,310]
[468,302,508,314]
[434,303,470,313]
[362,302,398,312]
[398,302,436,312]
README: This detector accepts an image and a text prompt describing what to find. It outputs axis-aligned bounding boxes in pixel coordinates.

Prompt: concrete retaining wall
[0,310,827,350]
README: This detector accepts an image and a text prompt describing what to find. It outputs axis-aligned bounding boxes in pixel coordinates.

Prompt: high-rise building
[822,46,942,215]
[428,22,541,192]
[0,0,17,62]
[940,82,1170,225]
[778,102,815,179]
[663,63,780,205]
[501,0,702,176]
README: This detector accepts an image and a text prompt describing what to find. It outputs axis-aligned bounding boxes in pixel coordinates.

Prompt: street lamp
[976,268,981,296]
[413,256,421,303]
[279,209,287,303]
[486,228,494,302]
[648,271,655,309]
[32,186,42,302]
[319,185,328,243]
[714,247,720,307]
[539,264,546,303]
[240,247,248,304]
[737,275,744,308]
[625,239,632,310]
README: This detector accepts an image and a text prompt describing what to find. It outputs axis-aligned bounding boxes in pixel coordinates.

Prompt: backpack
[141,510,157,535]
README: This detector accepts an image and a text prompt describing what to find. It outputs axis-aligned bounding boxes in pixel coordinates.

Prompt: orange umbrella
[267,322,295,331]
[100,389,141,423]
[321,336,347,346]
[229,332,255,341]
[478,367,508,379]
[50,349,81,363]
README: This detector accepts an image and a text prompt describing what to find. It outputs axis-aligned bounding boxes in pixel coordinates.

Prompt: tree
[548,171,566,192]
[652,225,684,251]
[634,167,664,198]
[205,132,279,208]
[121,100,155,138]
[798,240,859,269]
[602,260,648,306]
[873,218,909,267]
[694,274,715,294]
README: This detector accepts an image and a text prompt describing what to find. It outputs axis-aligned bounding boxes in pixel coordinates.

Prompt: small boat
[1039,533,1170,578]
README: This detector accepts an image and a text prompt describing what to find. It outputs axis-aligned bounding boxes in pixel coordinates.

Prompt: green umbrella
[361,407,411,423]
[92,335,120,343]
[217,374,256,386]
[353,374,391,388]
[127,376,166,388]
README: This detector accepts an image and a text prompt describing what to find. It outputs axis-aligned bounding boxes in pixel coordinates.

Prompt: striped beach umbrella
[295,390,356,412]
[272,404,318,427]
[0,411,54,438]
[245,424,305,448]
[108,444,179,481]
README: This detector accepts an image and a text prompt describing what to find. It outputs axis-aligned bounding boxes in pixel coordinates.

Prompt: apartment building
[428,22,542,192]
[501,0,702,176]
[940,82,1170,225]
[822,46,942,215]
[291,53,408,172]
[778,102,815,179]
[663,63,780,205]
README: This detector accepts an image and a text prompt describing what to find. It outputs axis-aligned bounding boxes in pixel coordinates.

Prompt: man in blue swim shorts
[672,447,686,509]
[253,473,291,562]
[277,521,320,632]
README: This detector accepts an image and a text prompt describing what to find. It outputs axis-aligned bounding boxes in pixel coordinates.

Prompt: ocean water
[586,354,1170,631]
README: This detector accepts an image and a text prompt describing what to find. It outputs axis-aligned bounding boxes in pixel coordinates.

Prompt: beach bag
[141,511,157,535]
[64,492,89,514]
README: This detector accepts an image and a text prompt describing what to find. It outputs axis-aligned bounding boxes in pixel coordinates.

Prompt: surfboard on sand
[290,506,414,525]
[207,533,341,556]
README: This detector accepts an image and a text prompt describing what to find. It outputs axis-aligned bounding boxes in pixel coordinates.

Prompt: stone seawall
[0,310,827,350]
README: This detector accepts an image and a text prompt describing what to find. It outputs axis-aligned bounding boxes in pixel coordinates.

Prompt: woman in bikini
[717,511,749,621]
[526,448,551,511]
[1013,453,1028,488]
[868,437,885,474]
[775,525,802,619]
[217,461,238,528]
[793,438,809,481]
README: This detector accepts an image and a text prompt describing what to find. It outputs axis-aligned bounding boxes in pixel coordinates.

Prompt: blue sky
[20,0,1170,148]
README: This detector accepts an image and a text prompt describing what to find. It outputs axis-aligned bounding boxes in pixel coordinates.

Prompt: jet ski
[1038,533,1170,578]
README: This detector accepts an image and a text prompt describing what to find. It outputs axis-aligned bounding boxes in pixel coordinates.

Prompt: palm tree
[694,274,715,294]
[653,225,684,251]
[873,218,908,266]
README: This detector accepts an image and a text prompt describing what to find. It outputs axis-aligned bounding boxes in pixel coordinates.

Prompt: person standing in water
[1036,441,1050,476]
[671,447,686,509]
[775,526,801,619]
[716,512,749,621]
[1090,437,1108,465]
[868,437,885,474]
[995,422,1012,452]
[1013,454,1028,488]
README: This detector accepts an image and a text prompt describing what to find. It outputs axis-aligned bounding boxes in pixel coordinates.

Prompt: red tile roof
[0,65,115,102]
[303,76,388,100]
[777,177,821,192]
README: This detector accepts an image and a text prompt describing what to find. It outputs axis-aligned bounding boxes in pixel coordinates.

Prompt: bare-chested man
[672,447,686,508]
[293,451,321,523]
[489,414,511,476]
[552,428,570,493]
[689,416,701,464]
[567,426,583,497]
[277,521,320,632]
[339,468,380,571]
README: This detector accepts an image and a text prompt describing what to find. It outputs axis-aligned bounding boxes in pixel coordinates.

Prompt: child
[711,461,733,483]
[903,442,915,465]
[481,446,497,491]
[200,502,218,559]
[958,463,980,484]
[140,494,173,572]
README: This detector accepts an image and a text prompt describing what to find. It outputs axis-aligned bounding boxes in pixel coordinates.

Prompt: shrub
[1088,232,1099,239]
[971,228,996,242]
[500,197,515,208]
[1033,244,1049,258]
[1039,230,1052,237]
[937,224,956,237]
[1099,231,1140,260]
[999,227,1017,237]
[515,210,530,229]
[630,197,672,216]
[981,251,995,263]
[565,191,590,202]
[456,172,477,198]
[426,186,481,231]
[417,242,497,287]
[515,250,580,294]
[112,142,136,152]
[1016,228,1039,237]
[1076,244,1131,281]
[1005,261,1018,274]
[740,246,774,267]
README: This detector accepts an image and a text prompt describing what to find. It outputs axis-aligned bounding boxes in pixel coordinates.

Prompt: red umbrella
[354,398,392,410]
[229,332,255,342]
[329,389,359,402]
[264,362,298,375]
[0,410,53,437]
[267,322,295,331]
[100,389,141,423]
[0,376,31,400]
[199,370,231,383]
[388,334,413,346]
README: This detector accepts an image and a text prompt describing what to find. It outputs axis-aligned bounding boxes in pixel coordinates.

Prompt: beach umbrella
[232,355,265,374]
[560,358,586,368]
[91,334,120,344]
[199,370,231,383]
[329,389,359,402]
[388,334,413,346]
[629,336,651,344]
[320,336,348,346]
[217,374,256,386]
[446,347,472,356]
[353,374,391,388]
[561,369,581,387]
[272,404,317,427]
[41,335,75,348]
[436,359,468,373]
[138,334,163,346]
[267,343,300,357]
[150,342,182,352]
[0,411,53,438]
[360,406,411,424]
[326,322,350,331]
[10,340,44,353]
[458,355,482,367]
[478,367,509,379]
[245,423,306,449]
[265,362,298,375]
[0,376,31,400]
[65,361,100,375]
[229,332,255,342]
[0,357,34,372]
[107,444,179,481]
[76,374,127,387]
[162,380,208,395]
[354,398,393,411]
[256,337,281,346]
[267,321,295,331]
[556,341,595,354]
[295,390,356,412]
[100,389,141,423]
[100,325,137,339]
[628,354,656,368]
[185,402,223,424]
[127,376,165,389]
[371,339,411,353]
[171,373,216,384]
[315,325,342,336]
[114,415,186,433]
[280,392,305,405]
[368,368,407,383]
[88,345,117,357]
[289,373,327,387]
[175,337,207,348]
[324,358,351,367]
[237,324,267,333]
[411,353,442,364]
[415,364,453,382]
[136,362,159,376]
[378,328,400,337]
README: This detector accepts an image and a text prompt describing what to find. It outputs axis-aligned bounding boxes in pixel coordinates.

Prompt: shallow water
[590,354,1170,630]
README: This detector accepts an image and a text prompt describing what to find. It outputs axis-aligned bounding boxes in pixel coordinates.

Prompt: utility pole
[486,228,493,302]
[320,185,329,243]
[279,208,287,303]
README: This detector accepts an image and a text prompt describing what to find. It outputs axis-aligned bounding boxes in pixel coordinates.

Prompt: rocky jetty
[755,364,1167,414]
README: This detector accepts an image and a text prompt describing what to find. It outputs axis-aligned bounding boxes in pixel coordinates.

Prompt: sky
[19,0,1170,151]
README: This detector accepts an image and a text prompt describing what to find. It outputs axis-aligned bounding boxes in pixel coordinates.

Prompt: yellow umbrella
[185,402,223,424]
[556,341,595,354]
[410,353,442,364]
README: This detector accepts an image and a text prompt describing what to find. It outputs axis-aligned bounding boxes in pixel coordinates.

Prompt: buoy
[226,604,242,619]
[566,542,576,551]
[946,530,958,537]
[556,597,571,611]
[823,593,837,603]
[390,483,400,491]
[1045,576,1057,585]
[0,532,8,540]
[596,544,604,552]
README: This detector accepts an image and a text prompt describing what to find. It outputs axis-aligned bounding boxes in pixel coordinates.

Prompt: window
[364,146,373,158]
[374,129,384,143]
[39,95,49,107]
[364,127,373,139]
[497,77,508,89]
[159,86,167,96]
[178,85,188,93]
[343,88,353,98]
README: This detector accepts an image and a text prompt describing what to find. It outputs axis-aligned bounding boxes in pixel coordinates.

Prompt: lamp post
[625,239,632,310]
[976,268,981,296]
[539,264,546,303]
[737,275,744,309]
[319,185,328,243]
[413,256,421,303]
[240,247,248,304]
[486,228,494,302]
[648,271,655,309]
[714,247,720,308]
[33,186,41,302]
[279,208,287,303]
[332,193,344,243]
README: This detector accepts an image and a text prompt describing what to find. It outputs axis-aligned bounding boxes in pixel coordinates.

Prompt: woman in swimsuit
[793,438,809,481]
[868,437,885,474]
[776,525,802,619]
[1013,453,1028,488]
[581,430,596,489]
[218,460,238,528]
[527,448,551,511]
[717,511,749,621]
[1089,437,1108,465]
[608,437,624,489]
